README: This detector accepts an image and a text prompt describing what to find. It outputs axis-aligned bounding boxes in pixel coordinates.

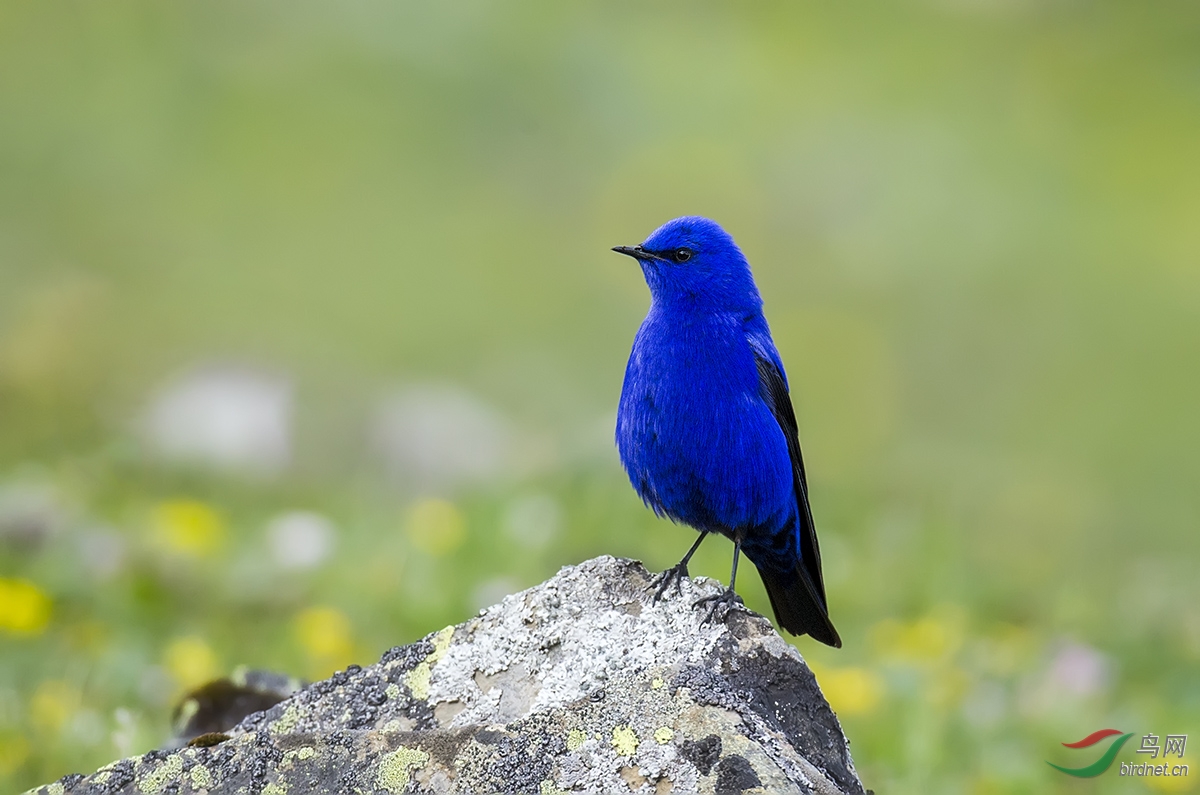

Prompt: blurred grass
[2,2,1199,793]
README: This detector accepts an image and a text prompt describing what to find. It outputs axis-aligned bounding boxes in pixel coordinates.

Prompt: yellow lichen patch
[540,781,569,795]
[404,664,433,701]
[432,626,455,657]
[611,726,638,757]
[262,783,287,795]
[44,783,65,795]
[269,703,302,736]
[385,683,401,700]
[654,727,674,745]
[189,765,213,790]
[377,746,430,794]
[164,636,220,691]
[0,577,52,635]
[404,626,455,700]
[138,754,183,794]
[808,663,885,717]
[566,729,588,751]
[651,676,665,690]
[297,746,315,761]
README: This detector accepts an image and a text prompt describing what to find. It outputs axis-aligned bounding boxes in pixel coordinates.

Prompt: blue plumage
[614,216,840,647]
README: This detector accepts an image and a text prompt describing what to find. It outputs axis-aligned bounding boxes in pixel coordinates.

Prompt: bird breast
[616,312,794,531]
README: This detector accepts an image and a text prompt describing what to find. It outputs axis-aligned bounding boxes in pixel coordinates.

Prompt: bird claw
[649,563,690,603]
[693,588,743,626]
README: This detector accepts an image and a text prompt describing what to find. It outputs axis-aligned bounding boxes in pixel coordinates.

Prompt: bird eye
[673,248,692,263]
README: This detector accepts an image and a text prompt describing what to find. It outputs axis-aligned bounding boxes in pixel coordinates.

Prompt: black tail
[757,563,842,648]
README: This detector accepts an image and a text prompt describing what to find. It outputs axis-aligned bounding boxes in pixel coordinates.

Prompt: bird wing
[748,339,829,611]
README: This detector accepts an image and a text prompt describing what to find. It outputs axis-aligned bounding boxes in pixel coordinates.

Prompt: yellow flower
[0,577,52,635]
[30,680,81,734]
[153,499,226,558]
[293,606,355,676]
[405,499,466,556]
[164,636,220,690]
[809,662,885,717]
[870,606,965,666]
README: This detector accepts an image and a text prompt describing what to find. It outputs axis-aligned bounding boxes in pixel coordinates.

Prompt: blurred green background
[2,2,1198,793]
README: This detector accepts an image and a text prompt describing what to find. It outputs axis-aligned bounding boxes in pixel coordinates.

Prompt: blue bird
[613,216,841,647]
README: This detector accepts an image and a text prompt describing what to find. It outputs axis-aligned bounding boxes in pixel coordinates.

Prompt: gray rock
[31,556,865,794]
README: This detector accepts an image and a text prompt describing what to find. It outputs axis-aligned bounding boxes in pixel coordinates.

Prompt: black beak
[612,245,664,262]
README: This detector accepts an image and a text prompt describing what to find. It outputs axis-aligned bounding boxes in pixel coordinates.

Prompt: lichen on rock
[29,556,864,794]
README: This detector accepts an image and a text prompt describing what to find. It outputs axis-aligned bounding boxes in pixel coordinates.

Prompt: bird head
[613,216,762,312]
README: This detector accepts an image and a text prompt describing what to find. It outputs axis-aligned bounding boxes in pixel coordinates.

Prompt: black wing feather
[754,352,841,647]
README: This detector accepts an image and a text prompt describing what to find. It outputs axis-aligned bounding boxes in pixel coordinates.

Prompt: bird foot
[693,588,744,626]
[649,563,691,603]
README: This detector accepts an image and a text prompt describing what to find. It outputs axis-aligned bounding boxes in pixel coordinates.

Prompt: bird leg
[650,531,708,602]
[694,532,745,625]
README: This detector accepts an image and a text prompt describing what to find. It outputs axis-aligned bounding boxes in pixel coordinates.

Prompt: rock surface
[31,556,864,794]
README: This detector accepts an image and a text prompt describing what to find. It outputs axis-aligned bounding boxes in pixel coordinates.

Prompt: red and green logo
[1048,729,1135,777]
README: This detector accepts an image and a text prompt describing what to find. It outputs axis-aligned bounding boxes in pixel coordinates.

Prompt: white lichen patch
[423,558,732,732]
